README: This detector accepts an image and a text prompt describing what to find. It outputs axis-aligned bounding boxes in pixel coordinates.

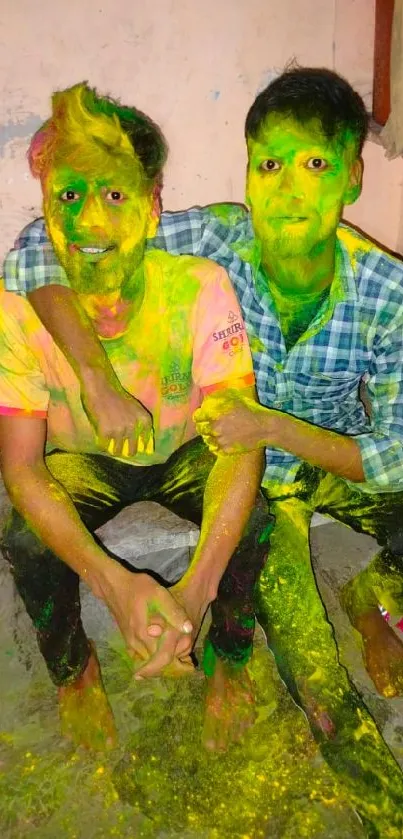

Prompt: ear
[344,157,363,206]
[145,182,162,238]
[245,163,252,208]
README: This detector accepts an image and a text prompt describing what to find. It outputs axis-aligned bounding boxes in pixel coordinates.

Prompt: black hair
[84,85,168,184]
[245,66,369,155]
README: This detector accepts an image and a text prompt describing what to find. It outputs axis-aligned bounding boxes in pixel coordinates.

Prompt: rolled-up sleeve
[2,219,69,295]
[354,316,403,492]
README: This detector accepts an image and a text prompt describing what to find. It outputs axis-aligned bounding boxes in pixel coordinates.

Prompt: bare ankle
[58,646,100,695]
[355,608,388,638]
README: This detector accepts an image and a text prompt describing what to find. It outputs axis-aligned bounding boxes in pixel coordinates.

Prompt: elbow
[0,461,40,509]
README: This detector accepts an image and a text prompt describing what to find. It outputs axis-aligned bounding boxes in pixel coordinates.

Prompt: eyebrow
[52,175,86,188]
[52,177,131,191]
[252,145,340,161]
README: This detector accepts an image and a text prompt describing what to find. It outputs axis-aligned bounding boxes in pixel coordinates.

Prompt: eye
[306,158,327,171]
[60,190,80,202]
[105,190,126,204]
[260,159,281,172]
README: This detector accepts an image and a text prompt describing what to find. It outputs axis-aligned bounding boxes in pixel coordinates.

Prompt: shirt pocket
[294,370,363,405]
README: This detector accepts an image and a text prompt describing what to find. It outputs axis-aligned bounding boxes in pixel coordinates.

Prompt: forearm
[3,461,120,595]
[181,449,264,599]
[28,287,153,452]
[28,286,119,389]
[269,412,365,482]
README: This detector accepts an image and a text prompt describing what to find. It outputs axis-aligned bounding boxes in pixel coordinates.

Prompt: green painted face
[246,114,362,260]
[43,150,155,297]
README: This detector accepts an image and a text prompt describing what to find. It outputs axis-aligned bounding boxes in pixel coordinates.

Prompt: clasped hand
[101,565,208,680]
[194,389,270,454]
[81,376,154,457]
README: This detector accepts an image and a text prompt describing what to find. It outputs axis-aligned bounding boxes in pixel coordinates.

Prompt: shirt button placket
[273,367,286,409]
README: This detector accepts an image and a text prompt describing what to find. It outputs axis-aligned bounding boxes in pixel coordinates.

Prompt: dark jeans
[1,437,271,687]
[256,464,403,833]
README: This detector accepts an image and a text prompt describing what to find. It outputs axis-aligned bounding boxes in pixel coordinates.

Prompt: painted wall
[1,0,401,263]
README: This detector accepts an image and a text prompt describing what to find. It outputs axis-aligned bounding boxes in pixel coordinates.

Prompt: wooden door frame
[373,0,395,126]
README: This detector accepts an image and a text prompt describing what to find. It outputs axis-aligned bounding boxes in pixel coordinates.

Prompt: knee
[255,492,274,533]
[244,494,274,551]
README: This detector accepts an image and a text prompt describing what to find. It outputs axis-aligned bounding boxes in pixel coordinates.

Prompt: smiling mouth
[70,244,115,259]
[77,245,114,254]
[79,246,110,254]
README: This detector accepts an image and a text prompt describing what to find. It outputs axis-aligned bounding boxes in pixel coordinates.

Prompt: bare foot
[341,581,403,697]
[296,676,337,739]
[58,642,117,750]
[354,610,403,697]
[202,657,257,752]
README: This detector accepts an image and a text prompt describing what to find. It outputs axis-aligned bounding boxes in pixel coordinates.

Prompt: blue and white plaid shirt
[4,205,403,494]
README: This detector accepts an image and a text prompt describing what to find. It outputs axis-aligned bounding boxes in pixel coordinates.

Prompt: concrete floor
[0,505,402,838]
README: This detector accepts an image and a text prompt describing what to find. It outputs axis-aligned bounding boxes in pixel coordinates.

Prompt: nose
[78,194,108,236]
[279,167,304,200]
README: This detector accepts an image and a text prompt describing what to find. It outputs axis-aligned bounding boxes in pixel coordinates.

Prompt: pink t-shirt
[0,250,254,465]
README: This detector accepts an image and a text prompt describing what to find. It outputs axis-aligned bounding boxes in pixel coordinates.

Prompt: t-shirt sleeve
[191,263,255,394]
[0,292,49,417]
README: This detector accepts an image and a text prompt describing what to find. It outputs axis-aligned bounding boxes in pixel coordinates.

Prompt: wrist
[80,362,122,394]
[179,565,218,606]
[263,408,283,448]
[82,551,124,599]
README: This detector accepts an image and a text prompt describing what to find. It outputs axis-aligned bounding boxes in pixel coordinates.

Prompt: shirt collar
[231,220,359,305]
[334,225,359,303]
[230,214,258,266]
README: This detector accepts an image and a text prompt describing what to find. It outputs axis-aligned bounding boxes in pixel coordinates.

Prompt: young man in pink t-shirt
[0,83,268,750]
